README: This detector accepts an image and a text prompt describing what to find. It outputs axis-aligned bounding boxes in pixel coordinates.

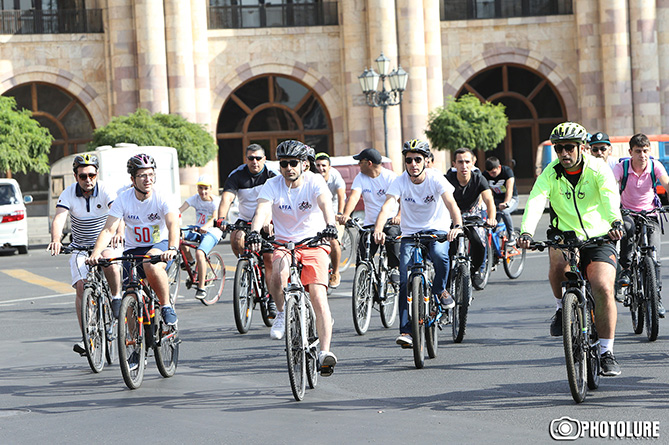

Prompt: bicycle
[347,218,399,335]
[101,254,180,390]
[165,227,226,306]
[270,233,329,401]
[62,245,117,373]
[467,216,493,290]
[448,224,474,344]
[620,207,666,342]
[338,223,357,273]
[530,232,610,403]
[228,220,275,333]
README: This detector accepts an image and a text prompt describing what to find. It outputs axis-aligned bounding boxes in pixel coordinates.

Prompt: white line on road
[0,292,74,306]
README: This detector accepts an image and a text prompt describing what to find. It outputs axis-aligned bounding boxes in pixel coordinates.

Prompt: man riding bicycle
[373,139,463,348]
[518,122,624,376]
[482,156,518,245]
[614,133,669,317]
[47,153,123,357]
[87,153,180,326]
[247,140,338,375]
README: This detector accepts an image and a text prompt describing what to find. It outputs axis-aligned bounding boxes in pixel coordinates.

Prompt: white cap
[196,174,213,187]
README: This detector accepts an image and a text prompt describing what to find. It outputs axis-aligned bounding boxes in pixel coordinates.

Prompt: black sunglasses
[405,156,423,164]
[590,146,608,153]
[554,144,578,154]
[247,156,264,161]
[279,159,300,168]
[78,173,97,180]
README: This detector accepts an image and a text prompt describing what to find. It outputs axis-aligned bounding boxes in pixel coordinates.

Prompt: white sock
[600,338,614,354]
[556,299,562,310]
[162,304,172,309]
[112,295,121,300]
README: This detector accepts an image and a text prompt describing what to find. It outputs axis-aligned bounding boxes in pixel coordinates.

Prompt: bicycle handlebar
[621,206,669,217]
[528,235,611,252]
[97,254,166,267]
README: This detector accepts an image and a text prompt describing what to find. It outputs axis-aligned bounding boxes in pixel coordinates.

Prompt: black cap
[353,148,382,164]
[590,132,610,145]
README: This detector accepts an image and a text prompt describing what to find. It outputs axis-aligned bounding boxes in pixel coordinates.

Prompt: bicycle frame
[354,221,390,300]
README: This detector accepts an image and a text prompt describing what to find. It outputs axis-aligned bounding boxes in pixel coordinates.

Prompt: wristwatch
[168,246,178,251]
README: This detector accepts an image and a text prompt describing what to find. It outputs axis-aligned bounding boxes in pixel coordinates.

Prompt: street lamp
[358,53,409,158]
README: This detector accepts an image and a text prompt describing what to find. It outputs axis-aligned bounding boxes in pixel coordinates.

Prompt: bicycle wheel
[259,295,273,327]
[562,292,588,403]
[586,302,601,390]
[643,256,659,342]
[199,252,225,306]
[166,256,181,307]
[285,295,306,401]
[630,270,644,334]
[154,308,180,378]
[118,295,145,390]
[471,234,493,290]
[104,296,117,365]
[425,295,439,359]
[81,285,105,373]
[351,263,374,335]
[305,301,318,390]
[380,269,399,328]
[339,226,356,272]
[233,259,254,334]
[452,263,472,343]
[503,242,526,279]
[410,274,426,369]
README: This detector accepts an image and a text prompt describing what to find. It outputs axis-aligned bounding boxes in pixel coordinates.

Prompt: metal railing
[441,0,572,21]
[208,2,338,29]
[0,9,103,35]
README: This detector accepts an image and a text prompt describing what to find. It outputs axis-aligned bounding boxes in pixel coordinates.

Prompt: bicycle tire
[503,241,526,279]
[643,256,660,342]
[154,307,179,378]
[81,285,105,373]
[452,263,472,343]
[380,269,399,328]
[339,226,356,273]
[351,263,374,335]
[166,255,181,307]
[586,301,601,390]
[305,300,318,390]
[471,234,493,290]
[259,295,273,327]
[562,292,588,403]
[425,295,438,359]
[410,274,426,369]
[233,259,254,334]
[285,295,306,401]
[199,251,225,306]
[630,269,644,334]
[104,295,117,365]
[118,295,145,390]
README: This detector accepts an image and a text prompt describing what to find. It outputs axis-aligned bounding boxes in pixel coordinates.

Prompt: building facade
[1,0,668,206]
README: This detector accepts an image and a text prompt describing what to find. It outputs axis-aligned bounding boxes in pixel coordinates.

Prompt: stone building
[1,0,667,207]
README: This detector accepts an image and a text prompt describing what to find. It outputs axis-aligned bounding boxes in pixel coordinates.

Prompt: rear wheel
[81,286,105,373]
[118,295,145,390]
[166,256,181,307]
[380,268,399,328]
[305,301,318,390]
[352,263,374,335]
[103,294,117,365]
[154,311,179,378]
[586,302,601,390]
[285,295,306,401]
[233,259,254,334]
[562,292,587,403]
[471,233,493,290]
[630,271,644,334]
[410,274,426,369]
[425,295,438,359]
[643,257,660,342]
[199,252,225,306]
[452,263,472,343]
[503,240,526,279]
[339,226,356,273]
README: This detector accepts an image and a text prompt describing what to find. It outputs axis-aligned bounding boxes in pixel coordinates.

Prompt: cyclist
[373,139,463,348]
[247,140,338,376]
[518,122,624,376]
[482,156,518,245]
[87,153,180,327]
[614,133,669,317]
[337,147,400,280]
[445,147,497,278]
[590,131,618,170]
[314,152,346,288]
[178,174,223,299]
[47,154,123,357]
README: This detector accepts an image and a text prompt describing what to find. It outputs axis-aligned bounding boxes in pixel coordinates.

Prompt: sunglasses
[590,146,608,154]
[405,157,423,164]
[554,144,578,154]
[247,156,264,161]
[279,159,301,168]
[78,173,97,180]
[136,173,155,180]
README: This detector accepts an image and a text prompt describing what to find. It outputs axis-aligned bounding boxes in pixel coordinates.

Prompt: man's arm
[216,191,237,220]
[89,215,121,262]
[250,199,272,234]
[161,211,180,261]
[317,192,336,226]
[338,189,361,224]
[47,207,69,255]
[502,176,515,206]
[441,191,463,242]
[481,189,497,225]
[373,195,398,244]
[519,171,551,238]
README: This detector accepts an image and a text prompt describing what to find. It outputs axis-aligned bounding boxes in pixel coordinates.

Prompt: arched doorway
[216,74,333,181]
[457,64,566,190]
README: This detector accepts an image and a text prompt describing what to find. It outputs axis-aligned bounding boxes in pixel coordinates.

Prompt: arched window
[216,74,332,180]
[457,64,565,187]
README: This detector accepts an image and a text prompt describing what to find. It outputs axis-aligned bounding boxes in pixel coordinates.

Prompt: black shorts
[579,243,618,270]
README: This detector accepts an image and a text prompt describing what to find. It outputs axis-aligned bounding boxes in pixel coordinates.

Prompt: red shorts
[272,243,331,287]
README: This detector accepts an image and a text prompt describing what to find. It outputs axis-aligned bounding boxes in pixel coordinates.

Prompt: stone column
[423,0,446,169]
[659,1,669,133]
[628,0,662,134]
[598,0,633,135]
[134,0,169,113]
[164,0,196,121]
[572,0,602,130]
[104,0,138,116]
[191,0,212,128]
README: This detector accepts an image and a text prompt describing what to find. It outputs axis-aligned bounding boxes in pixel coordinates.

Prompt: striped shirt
[56,182,116,248]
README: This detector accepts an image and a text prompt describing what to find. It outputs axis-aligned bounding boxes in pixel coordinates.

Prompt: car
[0,178,32,254]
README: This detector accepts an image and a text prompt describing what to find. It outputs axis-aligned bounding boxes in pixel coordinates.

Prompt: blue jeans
[398,230,450,335]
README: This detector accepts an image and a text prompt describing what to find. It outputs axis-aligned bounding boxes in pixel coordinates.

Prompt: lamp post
[358,53,409,158]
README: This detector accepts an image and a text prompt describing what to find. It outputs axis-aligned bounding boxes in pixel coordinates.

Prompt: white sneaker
[318,350,337,377]
[270,311,285,340]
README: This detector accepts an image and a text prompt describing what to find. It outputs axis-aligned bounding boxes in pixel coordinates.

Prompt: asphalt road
[0,215,667,444]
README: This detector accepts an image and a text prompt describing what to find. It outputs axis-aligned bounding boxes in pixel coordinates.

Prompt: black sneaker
[600,351,621,376]
[73,342,86,356]
[127,351,140,371]
[111,298,122,318]
[550,309,563,337]
[267,297,277,319]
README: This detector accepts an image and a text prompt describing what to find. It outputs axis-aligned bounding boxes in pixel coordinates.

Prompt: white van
[49,144,180,239]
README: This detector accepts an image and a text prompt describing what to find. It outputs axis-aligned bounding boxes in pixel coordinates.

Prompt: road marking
[0,292,74,305]
[0,269,73,294]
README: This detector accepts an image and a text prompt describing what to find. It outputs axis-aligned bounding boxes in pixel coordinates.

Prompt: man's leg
[648,218,664,316]
[548,247,570,336]
[329,238,341,288]
[231,229,245,257]
[427,235,451,306]
[268,250,291,340]
[395,240,412,346]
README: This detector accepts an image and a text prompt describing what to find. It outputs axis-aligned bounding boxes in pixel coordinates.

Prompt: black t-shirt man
[445,169,491,213]
[482,165,518,204]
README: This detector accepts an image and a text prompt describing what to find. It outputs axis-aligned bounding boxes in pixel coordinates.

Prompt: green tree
[89,108,218,168]
[0,96,53,176]
[425,94,508,152]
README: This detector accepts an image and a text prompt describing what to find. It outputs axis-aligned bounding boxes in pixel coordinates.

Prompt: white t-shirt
[352,168,399,226]
[109,188,179,249]
[386,168,454,235]
[185,194,221,226]
[324,168,346,212]
[258,171,331,242]
[56,181,116,248]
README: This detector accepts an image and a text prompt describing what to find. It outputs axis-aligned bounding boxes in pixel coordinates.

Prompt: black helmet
[276,140,308,160]
[306,145,316,162]
[72,153,99,172]
[402,139,431,157]
[127,153,156,175]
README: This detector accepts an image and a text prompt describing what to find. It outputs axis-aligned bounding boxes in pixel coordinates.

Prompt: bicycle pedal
[400,343,413,349]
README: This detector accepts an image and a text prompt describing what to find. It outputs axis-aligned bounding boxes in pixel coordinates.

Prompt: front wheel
[166,256,181,307]
[233,259,254,334]
[503,241,526,279]
[643,256,660,342]
[351,263,374,335]
[452,263,472,343]
[81,286,105,373]
[199,252,225,306]
[562,292,588,403]
[410,274,426,369]
[285,295,306,401]
[118,295,145,390]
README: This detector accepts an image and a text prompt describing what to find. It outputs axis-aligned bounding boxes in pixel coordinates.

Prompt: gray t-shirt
[325,167,346,212]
